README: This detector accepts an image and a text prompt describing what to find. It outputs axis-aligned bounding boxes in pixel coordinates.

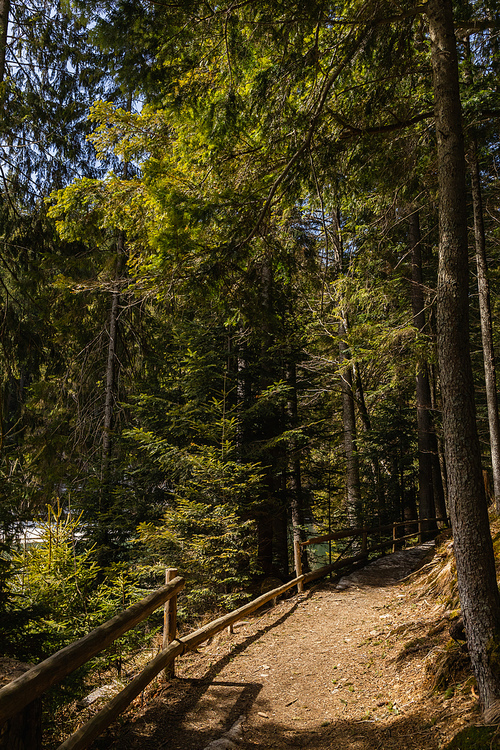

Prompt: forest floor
[91,539,486,750]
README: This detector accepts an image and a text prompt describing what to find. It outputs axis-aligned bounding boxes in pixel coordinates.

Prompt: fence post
[362,527,368,556]
[392,522,397,553]
[294,539,303,593]
[418,520,423,544]
[0,661,42,750]
[163,568,178,678]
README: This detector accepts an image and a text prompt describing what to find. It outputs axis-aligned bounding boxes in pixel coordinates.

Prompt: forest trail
[103,543,478,750]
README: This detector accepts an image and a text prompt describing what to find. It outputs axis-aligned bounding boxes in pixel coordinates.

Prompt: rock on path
[336,541,435,589]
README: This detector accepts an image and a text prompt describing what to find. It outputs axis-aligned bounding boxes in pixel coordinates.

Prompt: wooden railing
[294,516,444,590]
[0,576,185,750]
[0,516,443,750]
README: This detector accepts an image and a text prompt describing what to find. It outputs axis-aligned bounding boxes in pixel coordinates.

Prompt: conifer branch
[324,5,428,27]
[239,26,374,247]
[334,110,434,138]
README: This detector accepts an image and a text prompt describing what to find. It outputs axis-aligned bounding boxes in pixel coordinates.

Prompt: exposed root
[425,641,472,695]
[484,700,500,726]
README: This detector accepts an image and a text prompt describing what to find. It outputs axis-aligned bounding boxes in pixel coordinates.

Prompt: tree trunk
[272,499,289,580]
[353,363,386,521]
[430,429,447,522]
[409,209,440,531]
[101,234,125,486]
[286,362,308,572]
[236,336,250,457]
[469,135,500,514]
[0,0,10,87]
[428,316,449,519]
[339,321,362,527]
[257,514,273,577]
[427,0,500,711]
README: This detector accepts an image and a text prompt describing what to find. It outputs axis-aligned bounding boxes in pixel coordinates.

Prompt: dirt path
[99,545,478,750]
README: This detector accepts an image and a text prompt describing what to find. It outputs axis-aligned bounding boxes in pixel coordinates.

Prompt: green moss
[443,726,500,749]
[491,532,500,558]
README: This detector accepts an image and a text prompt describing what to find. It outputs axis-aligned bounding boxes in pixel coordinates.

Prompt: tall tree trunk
[428,316,449,517]
[0,0,10,86]
[353,363,386,521]
[339,320,362,527]
[286,362,309,572]
[101,234,124,487]
[257,514,273,577]
[97,236,124,564]
[236,335,250,458]
[430,430,447,522]
[334,211,362,528]
[101,99,131,491]
[273,497,289,580]
[255,256,279,575]
[428,0,500,711]
[101,241,124,486]
[409,209,441,531]
[469,135,500,514]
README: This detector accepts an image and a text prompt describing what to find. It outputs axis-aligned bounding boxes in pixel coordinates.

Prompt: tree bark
[286,362,308,572]
[469,135,500,514]
[339,321,362,527]
[428,314,449,518]
[430,429,447,522]
[101,133,130,490]
[272,502,289,580]
[101,235,125,485]
[427,0,500,710]
[353,363,386,520]
[256,515,273,576]
[409,209,441,530]
[0,0,10,87]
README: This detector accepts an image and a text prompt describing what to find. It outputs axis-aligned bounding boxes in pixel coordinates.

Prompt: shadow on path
[95,543,441,750]
[97,597,306,750]
[242,710,442,749]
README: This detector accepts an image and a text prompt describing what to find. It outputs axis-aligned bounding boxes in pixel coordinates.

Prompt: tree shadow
[242,710,443,749]
[96,598,305,749]
[99,696,448,750]
[94,555,445,750]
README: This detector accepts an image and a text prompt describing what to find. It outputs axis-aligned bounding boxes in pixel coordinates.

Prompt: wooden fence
[294,516,442,591]
[0,516,442,750]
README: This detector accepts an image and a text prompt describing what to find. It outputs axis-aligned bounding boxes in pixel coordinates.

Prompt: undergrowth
[399,519,500,746]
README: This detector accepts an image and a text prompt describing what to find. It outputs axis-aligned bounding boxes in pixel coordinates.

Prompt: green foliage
[134,440,262,617]
[10,504,99,638]
[3,0,111,199]
[4,502,147,660]
[7,0,500,661]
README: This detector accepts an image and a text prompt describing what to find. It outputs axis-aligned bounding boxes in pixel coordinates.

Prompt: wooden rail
[0,577,185,725]
[294,517,443,579]
[301,526,367,547]
[56,575,310,750]
[0,515,443,750]
[300,518,442,551]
